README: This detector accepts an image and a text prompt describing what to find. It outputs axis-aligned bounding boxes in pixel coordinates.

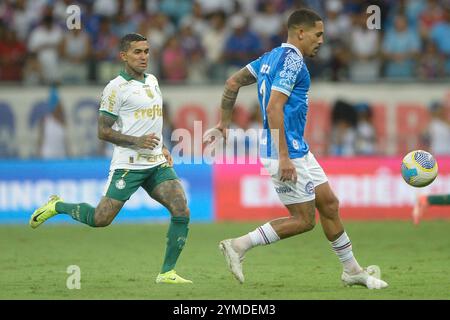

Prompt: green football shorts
[105,163,179,201]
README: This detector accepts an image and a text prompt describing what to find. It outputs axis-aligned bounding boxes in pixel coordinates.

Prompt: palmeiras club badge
[115,178,126,190]
[143,85,154,99]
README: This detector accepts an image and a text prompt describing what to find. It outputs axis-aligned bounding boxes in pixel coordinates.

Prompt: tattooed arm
[98,114,160,149]
[218,67,256,129]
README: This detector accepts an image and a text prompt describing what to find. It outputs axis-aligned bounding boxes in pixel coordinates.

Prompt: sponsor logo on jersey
[275,186,293,194]
[134,104,162,120]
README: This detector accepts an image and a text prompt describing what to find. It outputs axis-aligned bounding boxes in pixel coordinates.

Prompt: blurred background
[0,0,449,223]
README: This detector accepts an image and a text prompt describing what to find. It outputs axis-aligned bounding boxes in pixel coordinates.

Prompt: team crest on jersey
[305,181,314,195]
[115,178,126,190]
[143,85,154,98]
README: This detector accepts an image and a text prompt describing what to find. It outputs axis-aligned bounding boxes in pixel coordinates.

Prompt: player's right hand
[136,133,160,150]
[279,157,297,184]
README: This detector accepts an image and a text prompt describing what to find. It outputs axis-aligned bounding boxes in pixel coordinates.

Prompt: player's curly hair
[287,8,322,30]
[119,33,147,52]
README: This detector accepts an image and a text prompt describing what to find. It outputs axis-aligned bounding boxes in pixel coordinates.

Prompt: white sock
[330,231,362,274]
[233,223,280,256]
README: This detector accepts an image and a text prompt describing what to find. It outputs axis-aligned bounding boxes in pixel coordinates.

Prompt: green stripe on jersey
[99,110,118,119]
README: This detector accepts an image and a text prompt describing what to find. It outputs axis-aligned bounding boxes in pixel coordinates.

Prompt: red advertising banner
[214,157,450,221]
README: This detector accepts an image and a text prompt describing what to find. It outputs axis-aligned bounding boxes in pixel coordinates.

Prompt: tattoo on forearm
[221,68,256,111]
[235,68,257,87]
[222,88,238,110]
[98,114,137,148]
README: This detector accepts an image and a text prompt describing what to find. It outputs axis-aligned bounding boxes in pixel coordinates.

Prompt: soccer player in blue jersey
[204,8,388,289]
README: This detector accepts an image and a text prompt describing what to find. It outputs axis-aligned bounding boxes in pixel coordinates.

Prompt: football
[401,150,438,187]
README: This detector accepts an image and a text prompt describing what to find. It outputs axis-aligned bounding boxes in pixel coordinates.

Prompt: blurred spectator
[201,10,229,81]
[196,0,234,16]
[28,10,63,84]
[329,100,357,156]
[161,35,188,83]
[179,1,208,37]
[349,11,381,82]
[418,40,445,79]
[159,0,192,26]
[159,0,193,26]
[179,23,203,58]
[112,12,139,39]
[38,85,69,159]
[419,0,445,39]
[23,53,43,85]
[429,7,450,76]
[186,48,208,84]
[249,1,283,49]
[324,0,351,43]
[354,103,377,155]
[382,14,421,78]
[81,1,101,41]
[73,100,103,157]
[0,26,26,82]
[93,0,119,18]
[59,28,91,84]
[223,15,262,72]
[10,0,34,42]
[0,103,16,158]
[323,0,351,81]
[53,0,74,23]
[92,16,120,83]
[426,101,450,155]
[140,12,176,78]
[179,23,207,83]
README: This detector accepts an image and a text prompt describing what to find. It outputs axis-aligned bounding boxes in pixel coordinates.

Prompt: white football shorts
[260,151,328,205]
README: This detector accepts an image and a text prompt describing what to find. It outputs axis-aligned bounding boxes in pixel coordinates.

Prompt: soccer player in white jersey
[204,9,388,289]
[30,33,192,284]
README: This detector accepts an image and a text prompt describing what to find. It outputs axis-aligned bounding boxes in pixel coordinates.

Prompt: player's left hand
[203,125,227,146]
[162,147,173,167]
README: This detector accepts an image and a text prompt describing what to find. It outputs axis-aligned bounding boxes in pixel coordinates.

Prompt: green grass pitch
[1,221,449,299]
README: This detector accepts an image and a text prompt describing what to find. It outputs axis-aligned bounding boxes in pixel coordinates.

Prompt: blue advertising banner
[0,159,213,224]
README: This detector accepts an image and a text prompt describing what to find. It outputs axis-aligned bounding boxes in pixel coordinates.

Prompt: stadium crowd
[0,0,450,85]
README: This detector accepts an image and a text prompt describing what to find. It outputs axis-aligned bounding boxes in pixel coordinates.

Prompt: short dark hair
[287,8,322,30]
[119,33,147,52]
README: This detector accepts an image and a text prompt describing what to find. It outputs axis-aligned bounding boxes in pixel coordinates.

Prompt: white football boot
[219,239,245,284]
[342,265,388,289]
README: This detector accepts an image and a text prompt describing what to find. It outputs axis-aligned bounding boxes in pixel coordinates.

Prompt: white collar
[281,43,303,58]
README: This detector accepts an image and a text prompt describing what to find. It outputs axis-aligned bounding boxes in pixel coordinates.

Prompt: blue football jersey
[246,43,311,159]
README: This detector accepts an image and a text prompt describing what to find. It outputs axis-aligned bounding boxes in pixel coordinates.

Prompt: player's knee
[172,206,190,218]
[94,212,113,227]
[292,215,315,234]
[303,217,316,232]
[319,196,339,216]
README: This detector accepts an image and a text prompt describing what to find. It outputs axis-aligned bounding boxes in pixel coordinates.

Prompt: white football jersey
[99,71,166,170]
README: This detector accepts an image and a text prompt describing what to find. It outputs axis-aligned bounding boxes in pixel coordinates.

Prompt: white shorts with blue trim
[260,151,328,205]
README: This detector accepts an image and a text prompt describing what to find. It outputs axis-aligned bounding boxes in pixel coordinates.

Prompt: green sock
[428,194,450,205]
[55,202,97,227]
[161,216,189,273]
